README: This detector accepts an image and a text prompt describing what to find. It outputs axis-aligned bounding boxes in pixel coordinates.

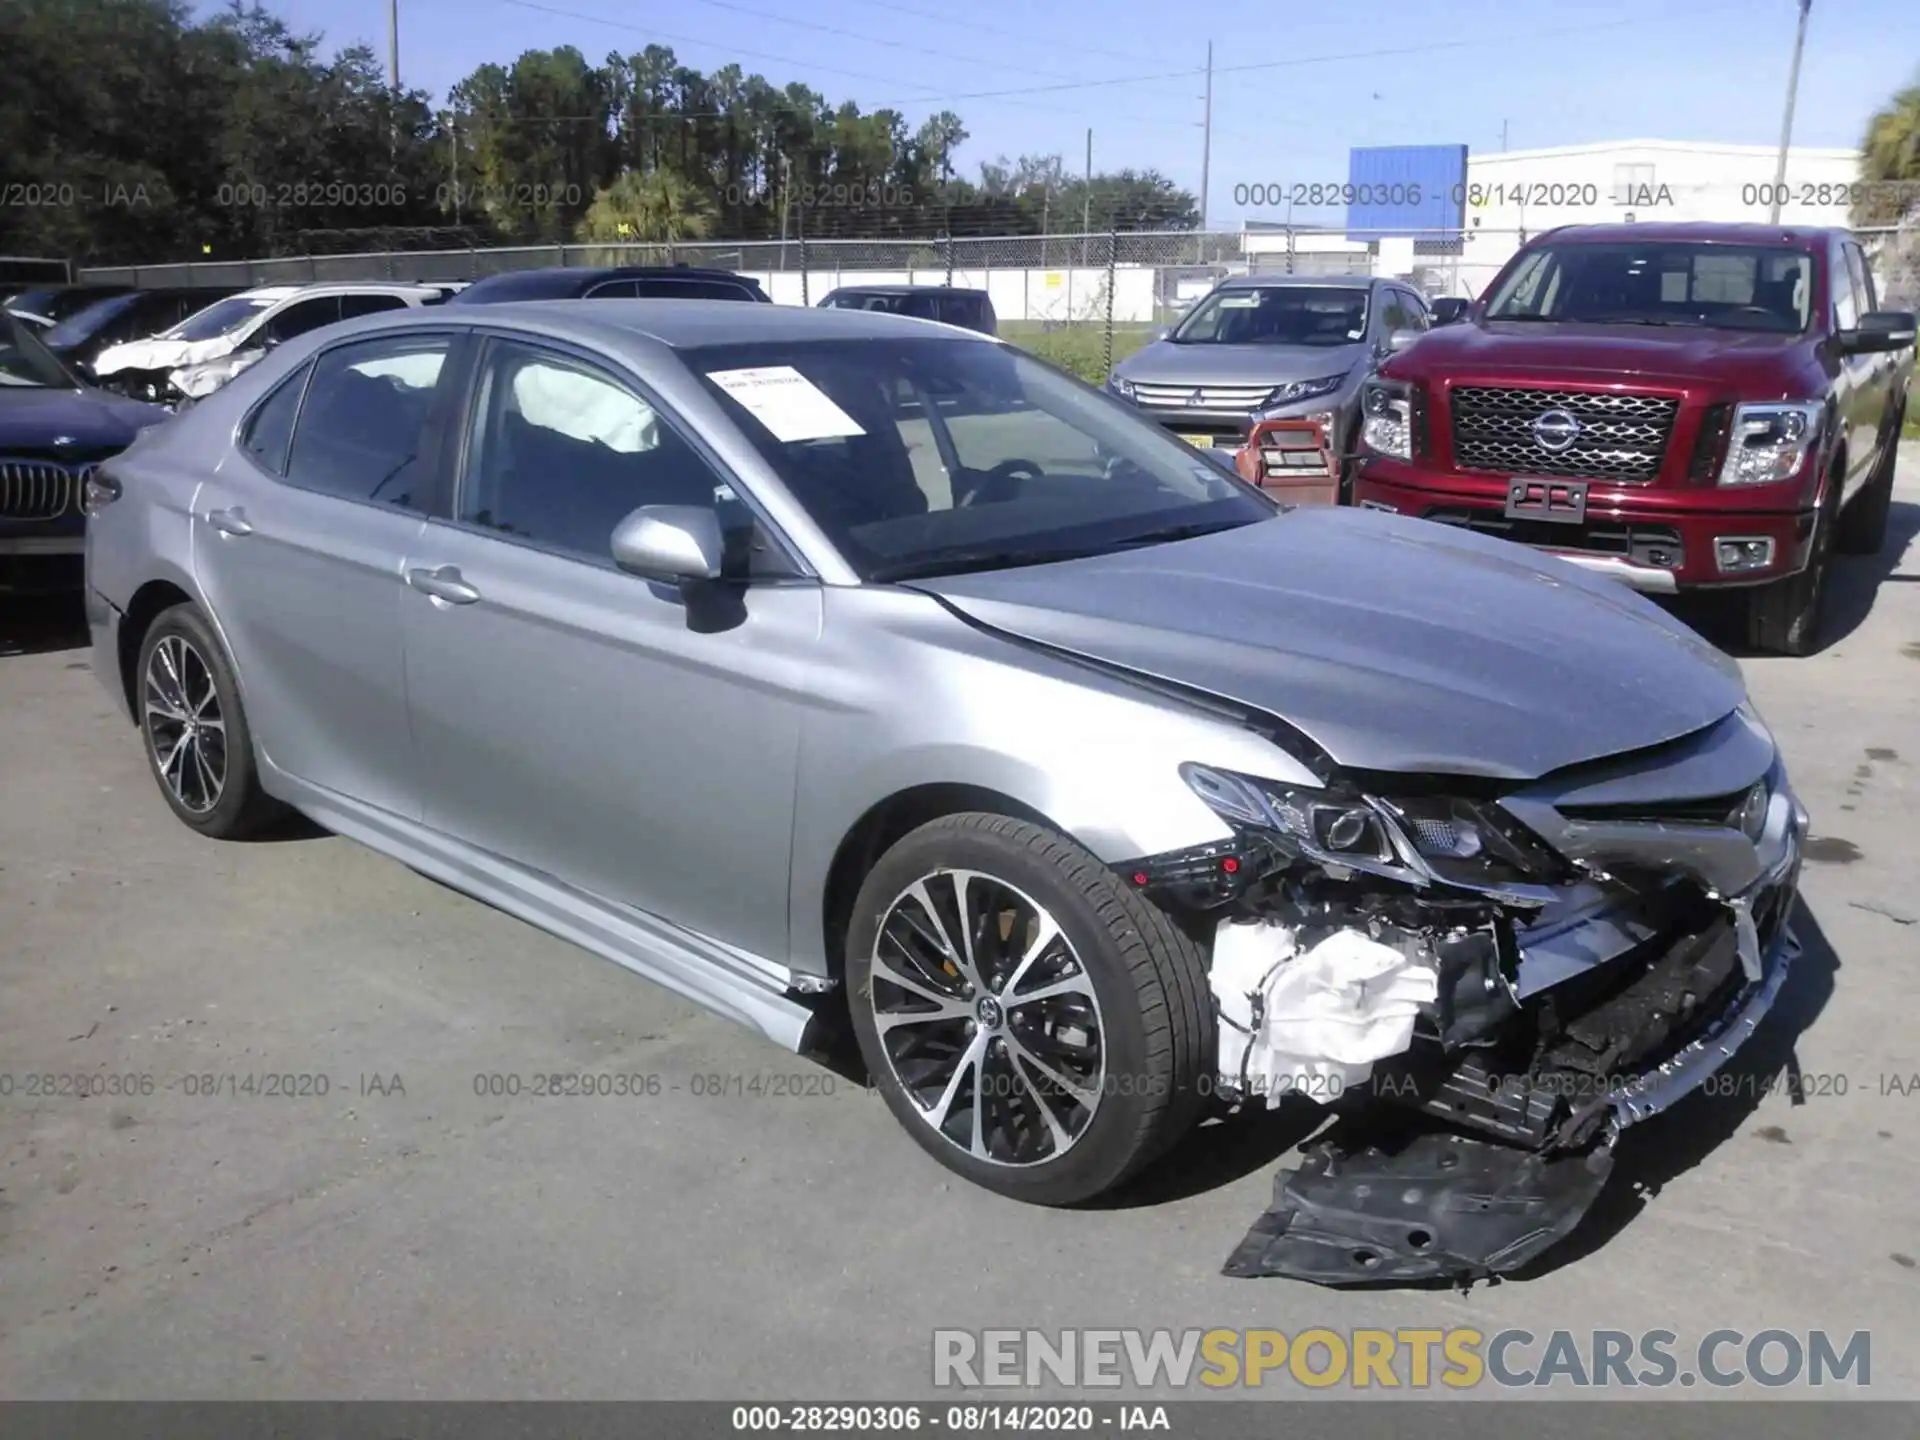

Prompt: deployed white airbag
[1212,920,1439,1104]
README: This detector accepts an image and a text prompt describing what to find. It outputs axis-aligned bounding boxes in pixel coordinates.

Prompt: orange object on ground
[1232,417,1340,505]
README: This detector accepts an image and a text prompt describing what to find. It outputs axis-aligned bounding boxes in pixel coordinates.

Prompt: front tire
[136,603,287,838]
[846,813,1212,1205]
[1745,482,1837,656]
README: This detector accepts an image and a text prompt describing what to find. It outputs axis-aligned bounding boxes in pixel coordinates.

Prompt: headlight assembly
[1265,371,1349,406]
[1180,763,1566,897]
[1716,400,1823,487]
[1359,379,1412,460]
[1108,374,1137,402]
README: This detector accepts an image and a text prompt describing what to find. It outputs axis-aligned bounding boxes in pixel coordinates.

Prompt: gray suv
[1107,275,1432,472]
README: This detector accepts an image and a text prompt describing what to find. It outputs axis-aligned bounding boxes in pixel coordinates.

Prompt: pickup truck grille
[1450,386,1679,483]
[1131,382,1275,411]
[0,460,86,520]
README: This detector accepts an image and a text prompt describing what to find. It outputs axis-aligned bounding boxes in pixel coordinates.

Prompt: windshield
[165,295,274,342]
[687,336,1275,581]
[5,288,121,325]
[1172,286,1370,346]
[0,312,80,388]
[1483,243,1815,332]
[44,292,146,349]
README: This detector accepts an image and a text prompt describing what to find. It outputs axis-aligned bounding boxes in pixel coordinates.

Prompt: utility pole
[449,113,461,224]
[1768,0,1813,224]
[1199,42,1213,231]
[778,152,793,260]
[387,0,400,159]
[1500,119,1509,151]
[1081,129,1093,266]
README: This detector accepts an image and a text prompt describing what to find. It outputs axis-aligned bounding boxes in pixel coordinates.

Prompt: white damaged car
[90,282,444,405]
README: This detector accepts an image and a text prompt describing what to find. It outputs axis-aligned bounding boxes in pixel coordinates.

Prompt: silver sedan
[82,301,1805,1283]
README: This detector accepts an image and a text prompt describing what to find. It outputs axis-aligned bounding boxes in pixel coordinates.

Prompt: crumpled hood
[1114,339,1369,389]
[0,386,170,450]
[91,333,240,377]
[912,508,1745,781]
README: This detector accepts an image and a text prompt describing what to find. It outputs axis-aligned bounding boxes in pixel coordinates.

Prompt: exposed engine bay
[1119,705,1807,1286]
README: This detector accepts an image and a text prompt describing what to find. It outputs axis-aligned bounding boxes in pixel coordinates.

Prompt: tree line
[0,0,1201,267]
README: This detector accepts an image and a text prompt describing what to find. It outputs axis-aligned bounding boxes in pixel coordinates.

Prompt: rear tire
[136,603,288,838]
[1744,486,1835,657]
[1835,396,1904,556]
[846,812,1212,1205]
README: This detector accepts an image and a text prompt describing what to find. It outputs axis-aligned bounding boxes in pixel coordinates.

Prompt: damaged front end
[1122,706,1807,1286]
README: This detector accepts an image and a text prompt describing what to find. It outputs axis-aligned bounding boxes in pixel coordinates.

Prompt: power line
[494,0,1191,125]
[668,0,1081,85]
[497,0,952,95]
[831,0,1758,109]
[829,0,1168,68]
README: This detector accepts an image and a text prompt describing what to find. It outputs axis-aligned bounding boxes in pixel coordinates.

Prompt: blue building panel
[1346,145,1468,240]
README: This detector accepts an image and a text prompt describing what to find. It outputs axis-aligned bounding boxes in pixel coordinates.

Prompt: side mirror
[258,329,282,350]
[1430,297,1469,326]
[1384,327,1421,355]
[610,504,725,584]
[1838,311,1918,355]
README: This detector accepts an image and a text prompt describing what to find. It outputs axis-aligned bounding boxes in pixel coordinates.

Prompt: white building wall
[1453,140,1862,296]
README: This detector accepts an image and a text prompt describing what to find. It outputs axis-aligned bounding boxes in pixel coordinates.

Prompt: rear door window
[1832,242,1860,330]
[281,336,454,510]
[240,364,311,476]
[1844,243,1876,316]
[263,296,343,344]
[637,277,756,300]
[339,293,410,320]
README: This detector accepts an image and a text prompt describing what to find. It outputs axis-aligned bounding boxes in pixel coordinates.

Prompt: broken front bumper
[1223,809,1804,1286]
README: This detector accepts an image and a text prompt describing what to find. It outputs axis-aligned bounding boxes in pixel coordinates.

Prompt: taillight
[1689,402,1734,483]
[81,468,123,517]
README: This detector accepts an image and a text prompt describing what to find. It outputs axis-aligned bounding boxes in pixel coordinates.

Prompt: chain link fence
[75,214,1920,384]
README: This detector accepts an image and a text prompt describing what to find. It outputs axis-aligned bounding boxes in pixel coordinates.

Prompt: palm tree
[580,168,719,244]
[1856,71,1920,227]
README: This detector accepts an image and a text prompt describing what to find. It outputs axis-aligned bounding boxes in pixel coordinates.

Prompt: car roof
[335,297,999,350]
[825,285,988,297]
[458,266,762,296]
[1529,221,1840,247]
[1215,274,1383,290]
[234,282,445,302]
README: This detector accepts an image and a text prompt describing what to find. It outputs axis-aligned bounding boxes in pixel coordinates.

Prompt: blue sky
[237,0,1915,224]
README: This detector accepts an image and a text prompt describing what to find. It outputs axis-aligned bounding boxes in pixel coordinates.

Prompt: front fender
[784,588,1316,976]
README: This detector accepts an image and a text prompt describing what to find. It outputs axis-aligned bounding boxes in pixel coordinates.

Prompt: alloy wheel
[867,869,1106,1167]
[144,634,227,814]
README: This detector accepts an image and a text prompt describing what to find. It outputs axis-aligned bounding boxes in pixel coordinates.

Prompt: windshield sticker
[708,365,866,442]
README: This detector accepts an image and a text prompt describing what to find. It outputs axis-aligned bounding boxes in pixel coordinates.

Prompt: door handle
[206,506,253,537]
[406,565,482,605]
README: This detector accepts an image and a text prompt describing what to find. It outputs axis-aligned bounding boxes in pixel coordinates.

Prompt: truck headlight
[1716,400,1823,487]
[1359,380,1411,460]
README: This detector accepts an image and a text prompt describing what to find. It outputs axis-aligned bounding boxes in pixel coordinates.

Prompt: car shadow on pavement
[1673,498,1920,658]
[1096,1102,1337,1209]
[0,594,90,658]
[1511,896,1843,1281]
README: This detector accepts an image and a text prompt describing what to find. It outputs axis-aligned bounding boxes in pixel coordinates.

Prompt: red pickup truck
[1353,222,1915,654]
